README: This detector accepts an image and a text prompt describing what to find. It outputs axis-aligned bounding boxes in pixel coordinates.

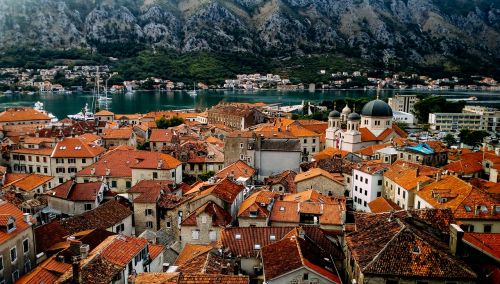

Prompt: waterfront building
[462,105,500,132]
[428,113,484,131]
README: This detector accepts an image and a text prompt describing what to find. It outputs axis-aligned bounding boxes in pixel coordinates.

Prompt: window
[10,247,17,263]
[166,221,171,228]
[403,191,406,198]
[354,186,357,192]
[82,158,86,164]
[303,139,307,143]
[146,221,153,228]
[23,239,29,254]
[153,172,158,179]
[68,167,77,173]
[378,180,382,186]
[235,233,241,240]
[270,235,276,241]
[484,224,492,233]
[303,273,309,280]
[254,244,261,250]
[191,230,200,240]
[145,209,153,216]
[0,256,3,271]
[417,201,421,209]
[240,143,244,149]
[364,201,367,207]
[365,179,368,184]
[377,192,381,197]
[209,230,217,241]
[12,270,19,282]
[68,158,76,164]
[398,188,400,195]
[126,181,131,188]
[111,181,117,188]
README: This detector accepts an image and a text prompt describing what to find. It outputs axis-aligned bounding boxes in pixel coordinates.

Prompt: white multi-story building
[388,94,418,114]
[393,111,415,125]
[351,162,389,212]
[428,113,484,131]
[462,105,500,132]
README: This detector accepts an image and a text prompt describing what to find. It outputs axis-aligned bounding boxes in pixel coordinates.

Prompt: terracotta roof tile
[100,235,148,266]
[60,200,132,234]
[102,127,134,140]
[11,147,54,155]
[78,149,181,178]
[314,147,350,160]
[215,160,255,180]
[2,173,53,192]
[384,160,439,190]
[181,201,232,227]
[0,107,50,123]
[262,235,340,283]
[51,180,103,201]
[175,244,213,266]
[368,197,402,213]
[416,175,473,211]
[191,178,245,204]
[220,227,295,257]
[463,232,500,261]
[294,167,344,184]
[128,180,172,203]
[0,201,33,245]
[453,187,499,220]
[346,209,476,279]
[51,137,106,158]
[238,190,277,218]
[264,170,297,193]
[150,128,177,143]
[133,273,179,284]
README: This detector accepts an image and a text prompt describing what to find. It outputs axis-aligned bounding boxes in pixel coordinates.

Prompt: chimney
[80,244,90,259]
[69,240,83,257]
[417,181,423,192]
[436,172,441,181]
[90,167,96,175]
[105,168,111,176]
[23,213,31,224]
[72,256,81,284]
[449,224,464,256]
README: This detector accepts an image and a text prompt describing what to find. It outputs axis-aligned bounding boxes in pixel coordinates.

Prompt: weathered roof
[181,201,232,227]
[346,209,476,279]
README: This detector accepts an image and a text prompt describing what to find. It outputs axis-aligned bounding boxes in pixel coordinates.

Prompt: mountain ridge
[0,0,499,72]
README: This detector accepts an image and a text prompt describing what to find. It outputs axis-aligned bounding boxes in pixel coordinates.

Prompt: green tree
[459,129,489,149]
[136,141,149,151]
[395,121,409,130]
[413,96,465,123]
[198,171,215,181]
[156,116,184,129]
[443,133,457,147]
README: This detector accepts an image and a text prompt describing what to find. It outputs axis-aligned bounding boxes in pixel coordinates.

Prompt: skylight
[235,233,241,240]
[464,205,472,212]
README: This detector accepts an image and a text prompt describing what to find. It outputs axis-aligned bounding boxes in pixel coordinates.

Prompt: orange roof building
[294,167,345,197]
[77,148,182,191]
[0,107,51,125]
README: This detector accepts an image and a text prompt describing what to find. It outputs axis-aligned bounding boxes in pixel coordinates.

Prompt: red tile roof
[220,226,295,257]
[101,127,134,140]
[463,232,500,261]
[174,244,213,266]
[238,190,277,218]
[0,201,33,245]
[100,235,148,266]
[368,197,402,213]
[191,178,245,204]
[215,160,255,180]
[2,173,53,192]
[346,209,476,280]
[261,235,340,283]
[149,128,177,143]
[181,201,232,227]
[51,180,103,201]
[453,187,500,220]
[60,200,132,234]
[0,107,50,123]
[78,149,181,177]
[128,180,173,203]
[264,170,297,193]
[51,137,106,158]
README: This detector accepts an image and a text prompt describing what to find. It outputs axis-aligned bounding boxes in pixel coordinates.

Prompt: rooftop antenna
[333,101,337,110]
[376,82,381,100]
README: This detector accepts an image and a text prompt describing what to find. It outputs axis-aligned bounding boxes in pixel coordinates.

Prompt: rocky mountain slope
[0,0,499,66]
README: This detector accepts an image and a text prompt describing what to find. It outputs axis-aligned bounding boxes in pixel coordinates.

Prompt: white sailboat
[68,103,95,121]
[187,82,197,96]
